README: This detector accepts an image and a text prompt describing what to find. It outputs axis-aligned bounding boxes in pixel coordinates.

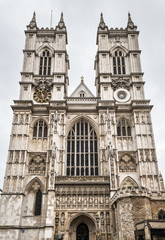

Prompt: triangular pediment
[70,79,95,98]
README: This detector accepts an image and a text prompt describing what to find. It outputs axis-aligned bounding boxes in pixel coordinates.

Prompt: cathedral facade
[0,12,165,240]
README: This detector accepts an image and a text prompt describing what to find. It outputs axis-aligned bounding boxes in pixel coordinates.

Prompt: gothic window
[33,120,48,139]
[117,118,131,137]
[34,189,42,216]
[158,210,165,220]
[113,50,126,75]
[67,120,98,176]
[80,91,85,98]
[39,50,51,76]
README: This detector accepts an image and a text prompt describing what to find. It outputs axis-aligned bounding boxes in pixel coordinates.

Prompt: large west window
[39,50,51,76]
[67,120,98,176]
[113,50,126,75]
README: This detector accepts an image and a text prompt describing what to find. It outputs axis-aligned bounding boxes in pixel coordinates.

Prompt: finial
[60,12,64,22]
[100,13,104,23]
[56,12,65,30]
[127,12,134,29]
[32,11,36,22]
[81,76,84,82]
[27,11,37,29]
[98,12,107,30]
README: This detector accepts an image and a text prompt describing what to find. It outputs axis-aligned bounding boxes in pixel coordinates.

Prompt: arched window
[34,189,42,216]
[39,50,51,76]
[80,91,85,98]
[117,118,131,137]
[67,120,98,176]
[113,50,126,75]
[33,120,48,139]
[158,210,165,220]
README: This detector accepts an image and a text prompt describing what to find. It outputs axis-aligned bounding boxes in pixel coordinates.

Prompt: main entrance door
[76,223,89,240]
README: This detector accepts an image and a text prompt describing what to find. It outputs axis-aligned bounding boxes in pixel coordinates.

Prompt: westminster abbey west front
[0,12,165,240]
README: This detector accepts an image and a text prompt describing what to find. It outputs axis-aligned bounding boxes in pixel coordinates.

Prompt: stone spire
[56,12,66,30]
[127,12,135,29]
[98,13,108,30]
[27,11,37,29]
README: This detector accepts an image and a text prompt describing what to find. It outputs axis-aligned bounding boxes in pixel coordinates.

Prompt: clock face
[113,88,130,103]
[33,89,51,103]
[118,91,127,100]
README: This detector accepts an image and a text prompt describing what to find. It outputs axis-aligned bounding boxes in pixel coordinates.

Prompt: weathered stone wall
[150,200,165,219]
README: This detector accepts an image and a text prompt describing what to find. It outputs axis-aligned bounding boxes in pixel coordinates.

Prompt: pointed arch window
[158,210,165,220]
[113,50,126,75]
[117,118,131,137]
[67,120,98,176]
[33,120,48,139]
[34,189,42,216]
[39,50,51,76]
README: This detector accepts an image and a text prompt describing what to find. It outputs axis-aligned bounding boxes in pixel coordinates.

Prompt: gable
[70,80,95,98]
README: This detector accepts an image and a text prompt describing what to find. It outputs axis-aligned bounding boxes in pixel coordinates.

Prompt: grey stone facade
[0,12,165,240]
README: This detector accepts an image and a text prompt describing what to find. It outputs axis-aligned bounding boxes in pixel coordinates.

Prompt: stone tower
[0,12,165,240]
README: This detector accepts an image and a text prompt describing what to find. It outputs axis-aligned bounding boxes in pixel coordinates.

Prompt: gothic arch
[117,117,132,127]
[66,117,99,176]
[66,115,98,136]
[117,117,132,137]
[110,45,129,56]
[25,177,44,194]
[31,117,49,127]
[36,43,55,56]
[120,176,138,189]
[119,153,136,172]
[68,212,97,231]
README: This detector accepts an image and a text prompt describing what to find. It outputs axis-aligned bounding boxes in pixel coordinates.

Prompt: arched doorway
[76,223,89,240]
[68,214,96,240]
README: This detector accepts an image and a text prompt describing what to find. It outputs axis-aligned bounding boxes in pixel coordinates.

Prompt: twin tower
[0,12,165,240]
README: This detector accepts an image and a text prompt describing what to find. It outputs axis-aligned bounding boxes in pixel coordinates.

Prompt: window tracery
[119,154,136,172]
[67,120,98,176]
[33,120,48,139]
[39,50,51,76]
[158,210,165,220]
[117,118,131,137]
[28,155,46,174]
[113,50,126,75]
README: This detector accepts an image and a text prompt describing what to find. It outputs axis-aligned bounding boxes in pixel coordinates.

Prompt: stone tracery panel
[119,154,136,172]
[28,154,46,174]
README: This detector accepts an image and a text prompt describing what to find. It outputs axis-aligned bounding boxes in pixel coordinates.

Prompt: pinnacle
[100,13,104,23]
[32,11,36,22]
[127,12,135,29]
[27,11,37,29]
[56,12,66,30]
[60,12,64,22]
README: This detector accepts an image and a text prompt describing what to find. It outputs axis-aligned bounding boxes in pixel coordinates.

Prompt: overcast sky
[0,0,165,189]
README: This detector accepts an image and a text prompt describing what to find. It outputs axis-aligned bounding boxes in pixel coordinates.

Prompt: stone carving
[119,154,136,172]
[121,177,138,189]
[34,79,52,91]
[52,111,59,133]
[111,78,131,90]
[31,181,41,192]
[61,212,65,225]
[28,155,46,174]
[100,212,104,225]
